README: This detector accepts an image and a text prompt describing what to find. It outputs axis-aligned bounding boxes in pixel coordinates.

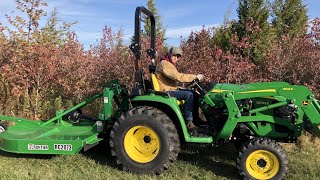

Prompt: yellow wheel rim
[124,125,160,163]
[246,150,280,180]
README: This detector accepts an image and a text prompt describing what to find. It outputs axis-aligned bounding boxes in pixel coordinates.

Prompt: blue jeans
[167,90,193,121]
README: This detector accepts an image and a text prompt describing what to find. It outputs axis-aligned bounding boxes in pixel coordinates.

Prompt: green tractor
[1,6,320,180]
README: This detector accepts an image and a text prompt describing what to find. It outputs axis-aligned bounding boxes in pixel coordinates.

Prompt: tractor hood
[206,82,291,107]
[210,82,291,94]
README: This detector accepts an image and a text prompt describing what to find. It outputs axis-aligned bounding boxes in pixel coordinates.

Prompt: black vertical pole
[130,6,156,95]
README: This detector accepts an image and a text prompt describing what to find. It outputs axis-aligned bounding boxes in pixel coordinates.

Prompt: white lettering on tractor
[28,144,49,150]
[104,97,109,103]
[54,144,72,151]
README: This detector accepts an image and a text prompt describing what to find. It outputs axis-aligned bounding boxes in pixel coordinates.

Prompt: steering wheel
[185,79,207,96]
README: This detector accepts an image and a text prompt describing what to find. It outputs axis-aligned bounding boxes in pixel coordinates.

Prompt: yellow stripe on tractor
[211,89,231,93]
[237,89,277,94]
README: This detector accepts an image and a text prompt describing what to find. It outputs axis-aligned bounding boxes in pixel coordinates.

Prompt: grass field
[0,136,319,180]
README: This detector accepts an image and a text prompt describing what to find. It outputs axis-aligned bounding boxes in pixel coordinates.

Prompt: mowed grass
[0,137,320,180]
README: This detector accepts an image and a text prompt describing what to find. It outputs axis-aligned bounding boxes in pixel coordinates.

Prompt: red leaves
[310,18,320,44]
[1,64,10,72]
[214,47,223,60]
[261,19,320,97]
[179,19,319,98]
[180,27,255,84]
[1,0,320,120]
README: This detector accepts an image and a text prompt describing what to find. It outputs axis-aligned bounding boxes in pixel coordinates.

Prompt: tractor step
[189,129,211,137]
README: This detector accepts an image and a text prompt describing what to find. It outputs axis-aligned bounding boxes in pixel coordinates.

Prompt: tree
[262,18,320,97]
[237,0,270,36]
[271,0,308,38]
[2,0,49,63]
[211,20,237,51]
[236,0,275,63]
[41,8,76,45]
[180,27,255,84]
[5,0,47,42]
[0,0,78,118]
[143,0,165,39]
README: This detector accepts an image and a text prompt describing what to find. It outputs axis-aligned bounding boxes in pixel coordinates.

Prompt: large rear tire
[110,106,180,174]
[237,138,288,180]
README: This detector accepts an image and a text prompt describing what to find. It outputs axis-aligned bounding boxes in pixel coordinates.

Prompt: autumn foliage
[0,0,319,120]
[179,19,320,98]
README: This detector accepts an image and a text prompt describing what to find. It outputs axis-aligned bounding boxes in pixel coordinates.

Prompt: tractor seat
[151,74,185,105]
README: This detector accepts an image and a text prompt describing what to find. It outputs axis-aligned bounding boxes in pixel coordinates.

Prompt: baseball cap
[170,47,183,56]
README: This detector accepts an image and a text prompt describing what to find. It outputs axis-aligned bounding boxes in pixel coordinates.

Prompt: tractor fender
[131,94,190,141]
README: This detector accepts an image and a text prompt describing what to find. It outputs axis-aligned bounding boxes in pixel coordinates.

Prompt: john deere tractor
[0,6,320,180]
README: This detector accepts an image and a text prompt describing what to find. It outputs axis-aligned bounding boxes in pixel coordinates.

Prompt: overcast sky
[0,0,319,49]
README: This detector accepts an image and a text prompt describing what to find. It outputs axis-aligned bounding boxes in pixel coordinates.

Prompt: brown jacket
[155,60,197,91]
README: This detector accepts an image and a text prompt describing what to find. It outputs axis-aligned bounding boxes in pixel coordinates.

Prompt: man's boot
[187,120,197,130]
[187,120,207,137]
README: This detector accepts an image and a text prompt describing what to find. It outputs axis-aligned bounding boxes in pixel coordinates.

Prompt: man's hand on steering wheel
[196,74,205,82]
[185,78,207,96]
[186,79,199,89]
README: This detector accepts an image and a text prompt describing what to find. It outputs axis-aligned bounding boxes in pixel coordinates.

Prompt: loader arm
[208,83,320,142]
[301,97,320,136]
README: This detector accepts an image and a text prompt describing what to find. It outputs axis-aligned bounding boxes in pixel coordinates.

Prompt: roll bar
[130,6,156,96]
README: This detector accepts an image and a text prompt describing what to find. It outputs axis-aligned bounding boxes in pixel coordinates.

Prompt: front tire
[237,138,288,180]
[110,106,180,174]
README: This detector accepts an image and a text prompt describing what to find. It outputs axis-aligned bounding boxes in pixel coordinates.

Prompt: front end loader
[1,6,320,180]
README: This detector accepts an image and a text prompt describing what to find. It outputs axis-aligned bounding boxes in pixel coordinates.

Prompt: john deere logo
[303,101,309,105]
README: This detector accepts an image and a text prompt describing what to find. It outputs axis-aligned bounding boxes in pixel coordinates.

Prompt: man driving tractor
[155,47,205,131]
